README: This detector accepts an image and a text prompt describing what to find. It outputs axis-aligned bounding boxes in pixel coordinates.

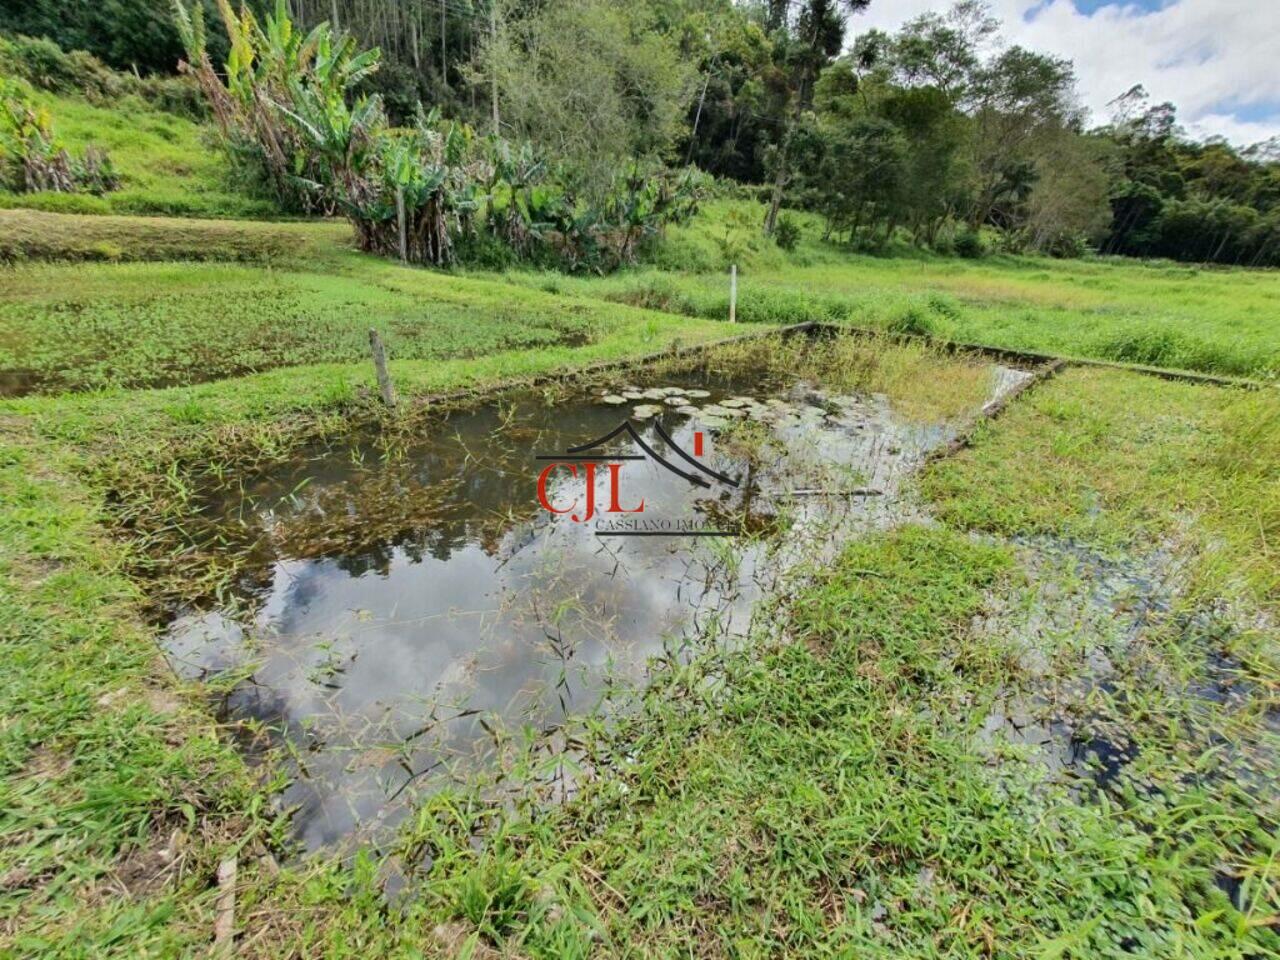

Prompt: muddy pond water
[165,358,1033,852]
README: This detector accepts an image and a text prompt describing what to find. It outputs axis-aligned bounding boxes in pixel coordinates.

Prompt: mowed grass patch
[0,249,731,393]
[0,91,276,219]
[0,208,346,264]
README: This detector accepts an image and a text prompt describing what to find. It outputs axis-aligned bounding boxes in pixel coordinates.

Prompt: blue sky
[857,0,1280,145]
[1068,0,1168,14]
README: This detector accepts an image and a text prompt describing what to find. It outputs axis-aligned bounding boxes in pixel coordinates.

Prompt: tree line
[3,0,1278,266]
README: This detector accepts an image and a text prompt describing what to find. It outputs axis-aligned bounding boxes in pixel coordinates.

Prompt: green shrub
[886,306,935,336]
[1045,230,1090,259]
[954,228,985,259]
[0,189,110,214]
[1091,326,1244,374]
[0,75,118,195]
[926,293,961,323]
[774,213,801,251]
[0,33,204,119]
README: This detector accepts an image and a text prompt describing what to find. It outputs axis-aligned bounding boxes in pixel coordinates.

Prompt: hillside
[0,89,276,218]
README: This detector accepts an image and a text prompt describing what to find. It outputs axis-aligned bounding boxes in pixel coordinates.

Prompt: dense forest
[2,0,1278,267]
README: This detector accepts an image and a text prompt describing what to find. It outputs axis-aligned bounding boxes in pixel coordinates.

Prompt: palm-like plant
[173,0,708,269]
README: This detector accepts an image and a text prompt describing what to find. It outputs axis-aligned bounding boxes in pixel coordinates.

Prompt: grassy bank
[0,91,276,219]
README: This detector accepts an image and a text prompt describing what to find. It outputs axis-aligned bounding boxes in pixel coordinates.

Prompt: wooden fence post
[369,329,397,409]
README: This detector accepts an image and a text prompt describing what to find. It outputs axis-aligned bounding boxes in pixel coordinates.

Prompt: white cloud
[1185,112,1280,145]
[850,0,1280,147]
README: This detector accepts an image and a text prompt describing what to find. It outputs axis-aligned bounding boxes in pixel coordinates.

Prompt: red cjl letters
[537,462,645,523]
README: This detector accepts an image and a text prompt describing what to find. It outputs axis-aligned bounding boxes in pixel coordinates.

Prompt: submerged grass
[97,332,984,611]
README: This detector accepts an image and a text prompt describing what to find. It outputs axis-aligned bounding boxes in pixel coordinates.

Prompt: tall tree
[761,0,870,236]
[481,0,696,200]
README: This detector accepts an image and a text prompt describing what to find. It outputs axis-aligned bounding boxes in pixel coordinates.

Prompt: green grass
[924,366,1280,611]
[3,199,1279,396]
[408,523,1272,956]
[3,327,1277,954]
[0,90,277,219]
[490,200,1280,378]
[0,236,731,393]
[0,208,345,265]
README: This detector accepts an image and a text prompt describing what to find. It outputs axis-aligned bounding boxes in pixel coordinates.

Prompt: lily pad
[632,404,663,419]
[601,394,628,406]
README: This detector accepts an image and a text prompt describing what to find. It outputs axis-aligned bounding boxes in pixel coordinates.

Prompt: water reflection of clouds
[166,367,1030,851]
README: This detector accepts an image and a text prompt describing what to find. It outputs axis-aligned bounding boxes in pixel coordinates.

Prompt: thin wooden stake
[729,263,737,323]
[395,186,407,264]
[369,329,397,408]
[214,855,237,953]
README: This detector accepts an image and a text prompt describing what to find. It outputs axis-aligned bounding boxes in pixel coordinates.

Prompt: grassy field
[0,208,342,264]
[491,201,1280,378]
[0,214,730,393]
[2,92,1280,953]
[2,204,1279,398]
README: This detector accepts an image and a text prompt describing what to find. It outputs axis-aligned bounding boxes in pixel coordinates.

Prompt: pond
[163,345,1034,851]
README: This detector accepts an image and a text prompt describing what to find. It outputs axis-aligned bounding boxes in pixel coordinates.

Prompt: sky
[851,0,1280,147]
